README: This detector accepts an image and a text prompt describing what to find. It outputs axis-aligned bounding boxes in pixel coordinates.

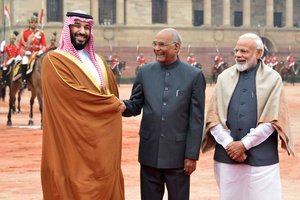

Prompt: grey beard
[236,63,249,71]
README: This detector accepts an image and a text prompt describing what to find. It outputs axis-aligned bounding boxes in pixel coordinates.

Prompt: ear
[256,48,263,59]
[174,43,180,52]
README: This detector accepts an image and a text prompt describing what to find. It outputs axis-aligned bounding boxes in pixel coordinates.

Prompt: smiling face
[69,19,91,50]
[234,37,263,71]
[153,30,180,65]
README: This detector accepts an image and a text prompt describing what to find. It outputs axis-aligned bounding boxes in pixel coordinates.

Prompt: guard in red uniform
[1,31,20,88]
[264,55,272,67]
[270,53,278,69]
[46,32,57,51]
[286,54,295,69]
[110,54,119,70]
[214,53,224,69]
[19,13,47,88]
[187,53,197,67]
[136,53,147,75]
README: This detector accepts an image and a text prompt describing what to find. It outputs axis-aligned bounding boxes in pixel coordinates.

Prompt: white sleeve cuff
[241,122,275,150]
[210,124,233,149]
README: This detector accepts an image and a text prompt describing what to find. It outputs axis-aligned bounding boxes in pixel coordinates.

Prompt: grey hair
[239,33,264,56]
[162,28,182,47]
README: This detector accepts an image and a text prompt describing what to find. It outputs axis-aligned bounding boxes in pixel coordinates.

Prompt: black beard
[71,34,89,50]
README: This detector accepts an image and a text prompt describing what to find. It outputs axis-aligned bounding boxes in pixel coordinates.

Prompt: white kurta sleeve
[241,122,275,150]
[210,124,233,149]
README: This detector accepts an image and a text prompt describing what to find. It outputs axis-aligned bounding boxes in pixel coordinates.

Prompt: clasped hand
[226,141,247,162]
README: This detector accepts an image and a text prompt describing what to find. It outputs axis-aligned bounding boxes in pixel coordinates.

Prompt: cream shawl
[202,61,295,156]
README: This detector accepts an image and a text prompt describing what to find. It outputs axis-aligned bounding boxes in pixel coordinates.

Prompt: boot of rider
[1,68,7,88]
[21,64,27,89]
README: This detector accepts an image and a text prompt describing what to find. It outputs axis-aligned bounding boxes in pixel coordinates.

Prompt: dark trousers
[140,164,190,200]
[21,64,27,81]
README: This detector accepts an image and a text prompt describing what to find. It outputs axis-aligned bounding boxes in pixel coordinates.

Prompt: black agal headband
[66,12,93,19]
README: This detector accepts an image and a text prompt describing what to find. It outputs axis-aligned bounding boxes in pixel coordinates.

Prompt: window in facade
[99,0,116,25]
[234,11,242,27]
[47,0,63,22]
[152,0,167,24]
[192,0,203,26]
[274,0,284,27]
[274,12,282,27]
[293,0,300,27]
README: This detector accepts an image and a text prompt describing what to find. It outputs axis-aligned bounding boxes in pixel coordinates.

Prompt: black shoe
[1,81,6,89]
[21,81,27,89]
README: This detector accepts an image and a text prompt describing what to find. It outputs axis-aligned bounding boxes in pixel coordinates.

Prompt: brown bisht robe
[41,50,124,200]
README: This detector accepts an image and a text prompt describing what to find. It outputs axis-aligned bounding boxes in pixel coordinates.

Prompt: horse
[6,50,50,126]
[211,62,228,84]
[272,60,284,74]
[1,59,24,113]
[279,61,299,86]
[111,61,126,86]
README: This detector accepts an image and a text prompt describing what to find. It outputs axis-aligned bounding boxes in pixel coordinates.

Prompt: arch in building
[261,36,277,54]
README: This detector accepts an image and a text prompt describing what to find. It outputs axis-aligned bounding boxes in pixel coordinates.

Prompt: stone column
[243,0,251,27]
[285,0,293,27]
[266,0,274,27]
[90,0,99,25]
[116,0,124,25]
[222,0,230,26]
[204,0,211,26]
[1,1,5,26]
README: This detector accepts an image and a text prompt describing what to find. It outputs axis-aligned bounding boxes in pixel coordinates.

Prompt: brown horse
[6,50,50,126]
[1,59,24,112]
[211,62,228,84]
[272,60,284,74]
[279,61,299,85]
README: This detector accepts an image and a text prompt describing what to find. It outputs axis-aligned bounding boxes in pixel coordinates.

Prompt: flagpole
[41,0,44,29]
[2,0,6,69]
[3,0,6,42]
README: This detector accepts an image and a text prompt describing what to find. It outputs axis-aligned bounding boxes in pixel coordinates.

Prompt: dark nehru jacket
[214,64,279,166]
[123,59,206,169]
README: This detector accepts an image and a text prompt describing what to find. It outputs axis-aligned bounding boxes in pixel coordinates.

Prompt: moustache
[75,32,87,39]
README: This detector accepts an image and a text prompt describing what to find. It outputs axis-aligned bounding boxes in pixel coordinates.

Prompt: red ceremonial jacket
[19,29,46,54]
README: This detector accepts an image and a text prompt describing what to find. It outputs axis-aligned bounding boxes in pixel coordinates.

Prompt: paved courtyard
[0,84,299,200]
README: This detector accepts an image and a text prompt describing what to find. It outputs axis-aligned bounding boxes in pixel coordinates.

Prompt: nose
[78,26,86,33]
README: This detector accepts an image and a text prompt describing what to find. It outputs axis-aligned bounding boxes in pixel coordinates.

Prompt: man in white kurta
[202,33,295,200]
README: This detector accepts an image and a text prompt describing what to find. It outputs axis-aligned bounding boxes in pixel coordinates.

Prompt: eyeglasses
[152,41,176,48]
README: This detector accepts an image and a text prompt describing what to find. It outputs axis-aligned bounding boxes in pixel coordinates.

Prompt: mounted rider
[214,51,224,69]
[19,13,47,88]
[286,54,295,69]
[187,52,197,67]
[270,53,278,69]
[110,54,119,70]
[0,31,21,88]
[136,53,147,75]
[46,32,57,51]
[264,54,272,67]
[286,53,298,75]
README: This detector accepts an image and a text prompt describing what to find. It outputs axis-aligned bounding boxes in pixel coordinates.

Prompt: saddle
[12,52,38,82]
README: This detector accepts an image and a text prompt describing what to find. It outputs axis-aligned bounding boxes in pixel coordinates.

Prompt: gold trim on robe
[41,50,124,200]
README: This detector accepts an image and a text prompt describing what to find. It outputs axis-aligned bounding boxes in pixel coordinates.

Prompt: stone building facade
[1,0,299,79]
